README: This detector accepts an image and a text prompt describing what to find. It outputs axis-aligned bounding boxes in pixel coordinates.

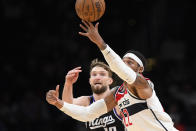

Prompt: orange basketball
[75,0,105,22]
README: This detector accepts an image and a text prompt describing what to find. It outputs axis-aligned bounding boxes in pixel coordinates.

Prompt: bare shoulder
[73,96,90,106]
[133,74,153,99]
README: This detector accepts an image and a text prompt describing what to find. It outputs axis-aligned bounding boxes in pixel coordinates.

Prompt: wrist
[64,82,73,88]
[55,99,64,109]
[97,40,107,50]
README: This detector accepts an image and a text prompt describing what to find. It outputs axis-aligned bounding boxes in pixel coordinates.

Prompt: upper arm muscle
[133,75,153,99]
[73,96,90,106]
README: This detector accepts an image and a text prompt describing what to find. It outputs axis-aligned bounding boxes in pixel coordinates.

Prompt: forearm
[62,83,73,103]
[59,99,107,122]
[101,45,137,84]
[94,39,107,50]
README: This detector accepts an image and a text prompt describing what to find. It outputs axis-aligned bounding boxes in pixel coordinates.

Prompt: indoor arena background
[1,0,195,131]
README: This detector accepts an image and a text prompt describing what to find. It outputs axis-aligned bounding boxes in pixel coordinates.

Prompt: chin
[92,85,108,94]
[94,85,102,88]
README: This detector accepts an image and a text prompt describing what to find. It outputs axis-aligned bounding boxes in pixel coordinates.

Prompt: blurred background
[1,0,196,131]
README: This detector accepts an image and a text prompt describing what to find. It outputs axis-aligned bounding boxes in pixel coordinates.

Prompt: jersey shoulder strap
[142,75,154,90]
[89,95,95,105]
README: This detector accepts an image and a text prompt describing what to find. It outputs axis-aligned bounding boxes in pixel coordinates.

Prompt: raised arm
[62,67,80,103]
[46,85,117,122]
[79,21,138,85]
[78,21,151,99]
[62,67,88,106]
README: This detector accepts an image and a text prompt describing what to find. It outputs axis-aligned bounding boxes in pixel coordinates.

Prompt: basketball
[75,0,105,22]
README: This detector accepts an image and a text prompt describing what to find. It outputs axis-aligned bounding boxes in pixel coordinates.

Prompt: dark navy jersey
[85,95,126,131]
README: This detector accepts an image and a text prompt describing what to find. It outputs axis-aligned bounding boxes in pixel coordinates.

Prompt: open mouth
[94,82,102,86]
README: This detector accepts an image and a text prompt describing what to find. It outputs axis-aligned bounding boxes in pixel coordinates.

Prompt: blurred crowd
[1,0,195,131]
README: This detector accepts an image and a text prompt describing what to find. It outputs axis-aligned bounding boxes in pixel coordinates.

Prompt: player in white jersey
[46,20,178,131]
[115,79,176,131]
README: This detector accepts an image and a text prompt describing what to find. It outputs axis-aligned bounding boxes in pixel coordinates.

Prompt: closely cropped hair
[90,59,112,78]
[123,50,147,70]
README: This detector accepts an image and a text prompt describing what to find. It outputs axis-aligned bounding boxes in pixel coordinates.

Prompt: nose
[123,60,127,64]
[94,74,102,80]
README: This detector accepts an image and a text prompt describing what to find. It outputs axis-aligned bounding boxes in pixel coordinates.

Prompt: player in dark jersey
[85,95,124,131]
[48,59,125,131]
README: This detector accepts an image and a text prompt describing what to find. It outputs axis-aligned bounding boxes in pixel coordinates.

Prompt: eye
[91,73,97,76]
[127,61,132,65]
[123,59,133,65]
[100,73,106,76]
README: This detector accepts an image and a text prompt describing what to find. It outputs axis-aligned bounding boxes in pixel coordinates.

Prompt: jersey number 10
[104,126,116,131]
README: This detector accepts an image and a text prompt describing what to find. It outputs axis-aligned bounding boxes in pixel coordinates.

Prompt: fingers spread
[95,22,99,30]
[80,24,88,32]
[82,20,90,28]
[88,21,94,28]
[79,32,88,36]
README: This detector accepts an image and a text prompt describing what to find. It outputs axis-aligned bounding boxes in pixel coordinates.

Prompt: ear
[108,78,113,85]
[139,66,144,73]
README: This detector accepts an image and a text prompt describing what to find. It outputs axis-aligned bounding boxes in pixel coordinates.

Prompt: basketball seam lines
[82,0,86,20]
[91,0,96,22]
[98,0,104,18]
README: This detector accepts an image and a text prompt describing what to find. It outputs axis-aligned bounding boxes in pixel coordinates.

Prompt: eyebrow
[91,71,107,73]
[125,57,134,60]
[123,58,135,62]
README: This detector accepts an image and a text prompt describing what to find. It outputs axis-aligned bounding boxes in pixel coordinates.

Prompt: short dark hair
[123,50,147,69]
[89,59,112,78]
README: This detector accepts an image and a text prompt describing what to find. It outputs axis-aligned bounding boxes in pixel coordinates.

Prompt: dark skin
[79,20,152,112]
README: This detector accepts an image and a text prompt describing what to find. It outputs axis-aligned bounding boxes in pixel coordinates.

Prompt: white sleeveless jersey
[115,79,179,131]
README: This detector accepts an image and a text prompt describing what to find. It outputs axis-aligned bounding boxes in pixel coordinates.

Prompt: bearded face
[89,66,112,95]
[91,83,108,94]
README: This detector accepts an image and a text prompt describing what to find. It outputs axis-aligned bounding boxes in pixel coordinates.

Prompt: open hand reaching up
[79,20,106,50]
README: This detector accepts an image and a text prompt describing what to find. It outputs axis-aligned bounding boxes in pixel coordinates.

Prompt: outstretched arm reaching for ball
[79,20,137,85]
[79,21,152,99]
[79,20,107,50]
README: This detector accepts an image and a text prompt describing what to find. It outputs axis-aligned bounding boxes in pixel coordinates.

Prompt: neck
[93,88,110,101]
